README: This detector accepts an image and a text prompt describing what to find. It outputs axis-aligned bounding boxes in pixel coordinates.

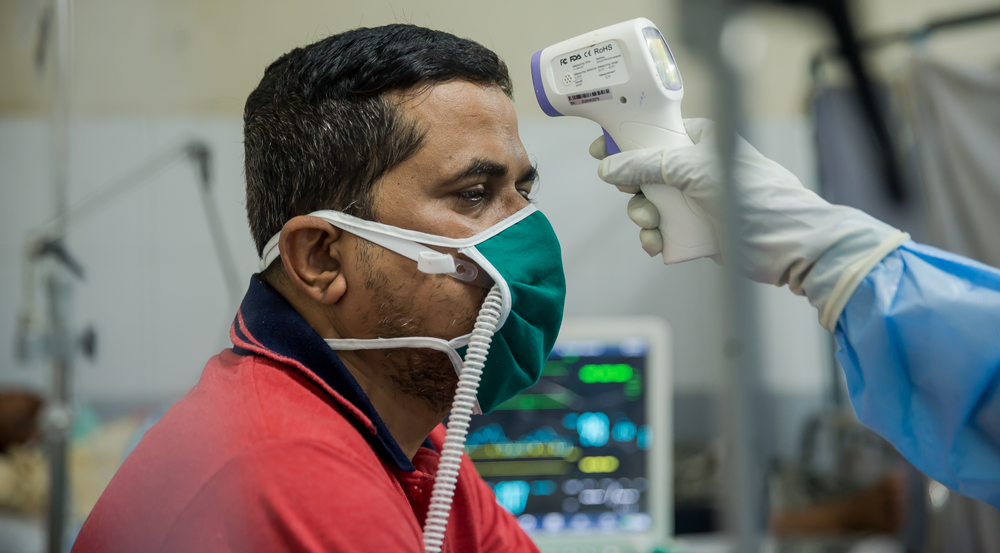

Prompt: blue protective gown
[836,240,1000,507]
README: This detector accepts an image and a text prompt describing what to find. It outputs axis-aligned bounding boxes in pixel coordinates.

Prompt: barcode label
[568,88,612,105]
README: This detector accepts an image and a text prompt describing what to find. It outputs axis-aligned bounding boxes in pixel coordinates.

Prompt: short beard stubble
[356,238,487,414]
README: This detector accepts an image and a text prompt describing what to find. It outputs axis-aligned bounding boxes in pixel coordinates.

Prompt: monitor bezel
[524,316,673,552]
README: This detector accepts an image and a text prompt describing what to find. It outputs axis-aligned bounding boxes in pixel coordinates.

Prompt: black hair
[244,24,513,258]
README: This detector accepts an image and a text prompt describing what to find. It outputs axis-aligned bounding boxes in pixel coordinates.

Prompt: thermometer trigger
[602,128,622,155]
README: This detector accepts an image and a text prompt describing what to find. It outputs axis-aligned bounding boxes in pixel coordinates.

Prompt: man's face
[334,80,535,411]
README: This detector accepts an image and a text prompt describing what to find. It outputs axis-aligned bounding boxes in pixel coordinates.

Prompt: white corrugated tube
[422,284,503,553]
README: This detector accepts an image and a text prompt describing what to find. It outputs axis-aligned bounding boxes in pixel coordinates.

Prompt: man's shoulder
[158,437,421,552]
[185,349,373,441]
[75,438,416,553]
[134,350,382,477]
[73,353,401,553]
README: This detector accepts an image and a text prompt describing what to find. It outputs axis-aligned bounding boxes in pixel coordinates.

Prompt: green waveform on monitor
[466,441,581,461]
[541,361,568,377]
[494,393,573,411]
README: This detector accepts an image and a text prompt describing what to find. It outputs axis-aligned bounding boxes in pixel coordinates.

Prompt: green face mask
[258,204,567,413]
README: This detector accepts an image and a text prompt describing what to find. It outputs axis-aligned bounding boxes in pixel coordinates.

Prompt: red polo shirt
[72,277,538,552]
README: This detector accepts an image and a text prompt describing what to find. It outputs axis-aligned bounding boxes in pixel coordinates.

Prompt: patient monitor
[467,317,672,552]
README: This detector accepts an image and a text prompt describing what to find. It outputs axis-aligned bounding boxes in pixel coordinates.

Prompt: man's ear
[279,216,347,305]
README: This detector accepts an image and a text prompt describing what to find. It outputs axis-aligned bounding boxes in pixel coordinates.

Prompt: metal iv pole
[23,5,237,550]
[44,0,75,551]
[679,1,768,550]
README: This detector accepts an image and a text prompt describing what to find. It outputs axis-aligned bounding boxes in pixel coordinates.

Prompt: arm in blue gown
[836,240,1000,507]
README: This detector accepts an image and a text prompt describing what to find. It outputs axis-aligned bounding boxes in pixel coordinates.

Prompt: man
[73,24,562,552]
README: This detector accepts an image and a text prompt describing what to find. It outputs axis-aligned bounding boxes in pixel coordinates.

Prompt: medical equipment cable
[422,284,502,553]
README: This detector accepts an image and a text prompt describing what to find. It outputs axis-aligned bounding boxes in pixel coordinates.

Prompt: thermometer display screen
[642,27,682,91]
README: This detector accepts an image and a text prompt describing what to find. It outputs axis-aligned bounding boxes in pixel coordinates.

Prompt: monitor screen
[467,337,652,537]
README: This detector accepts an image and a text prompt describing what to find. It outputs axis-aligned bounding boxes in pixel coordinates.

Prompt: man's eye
[457,188,489,203]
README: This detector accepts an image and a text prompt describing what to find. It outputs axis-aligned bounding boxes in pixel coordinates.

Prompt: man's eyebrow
[449,159,509,182]
[446,159,538,185]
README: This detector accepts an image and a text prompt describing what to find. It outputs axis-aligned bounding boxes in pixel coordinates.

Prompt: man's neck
[270,275,445,460]
[335,351,446,459]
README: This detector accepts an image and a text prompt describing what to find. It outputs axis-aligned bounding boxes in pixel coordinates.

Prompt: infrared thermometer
[532,18,718,264]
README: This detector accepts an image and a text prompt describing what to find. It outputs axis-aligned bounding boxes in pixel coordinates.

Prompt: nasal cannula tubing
[422,284,503,552]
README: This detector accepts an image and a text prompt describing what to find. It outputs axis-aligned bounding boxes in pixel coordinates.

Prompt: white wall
[5,0,999,120]
[0,117,257,400]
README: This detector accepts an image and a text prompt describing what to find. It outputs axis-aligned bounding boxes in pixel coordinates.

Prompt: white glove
[591,118,909,331]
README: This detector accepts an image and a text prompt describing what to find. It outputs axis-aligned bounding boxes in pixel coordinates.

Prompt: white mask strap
[259,204,537,273]
[258,222,488,288]
[341,225,485,284]
[259,233,282,272]
[324,336,481,415]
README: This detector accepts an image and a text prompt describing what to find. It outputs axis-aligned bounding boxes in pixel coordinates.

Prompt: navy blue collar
[231,276,432,471]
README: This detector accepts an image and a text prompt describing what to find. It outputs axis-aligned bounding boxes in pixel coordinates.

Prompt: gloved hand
[590,118,909,331]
